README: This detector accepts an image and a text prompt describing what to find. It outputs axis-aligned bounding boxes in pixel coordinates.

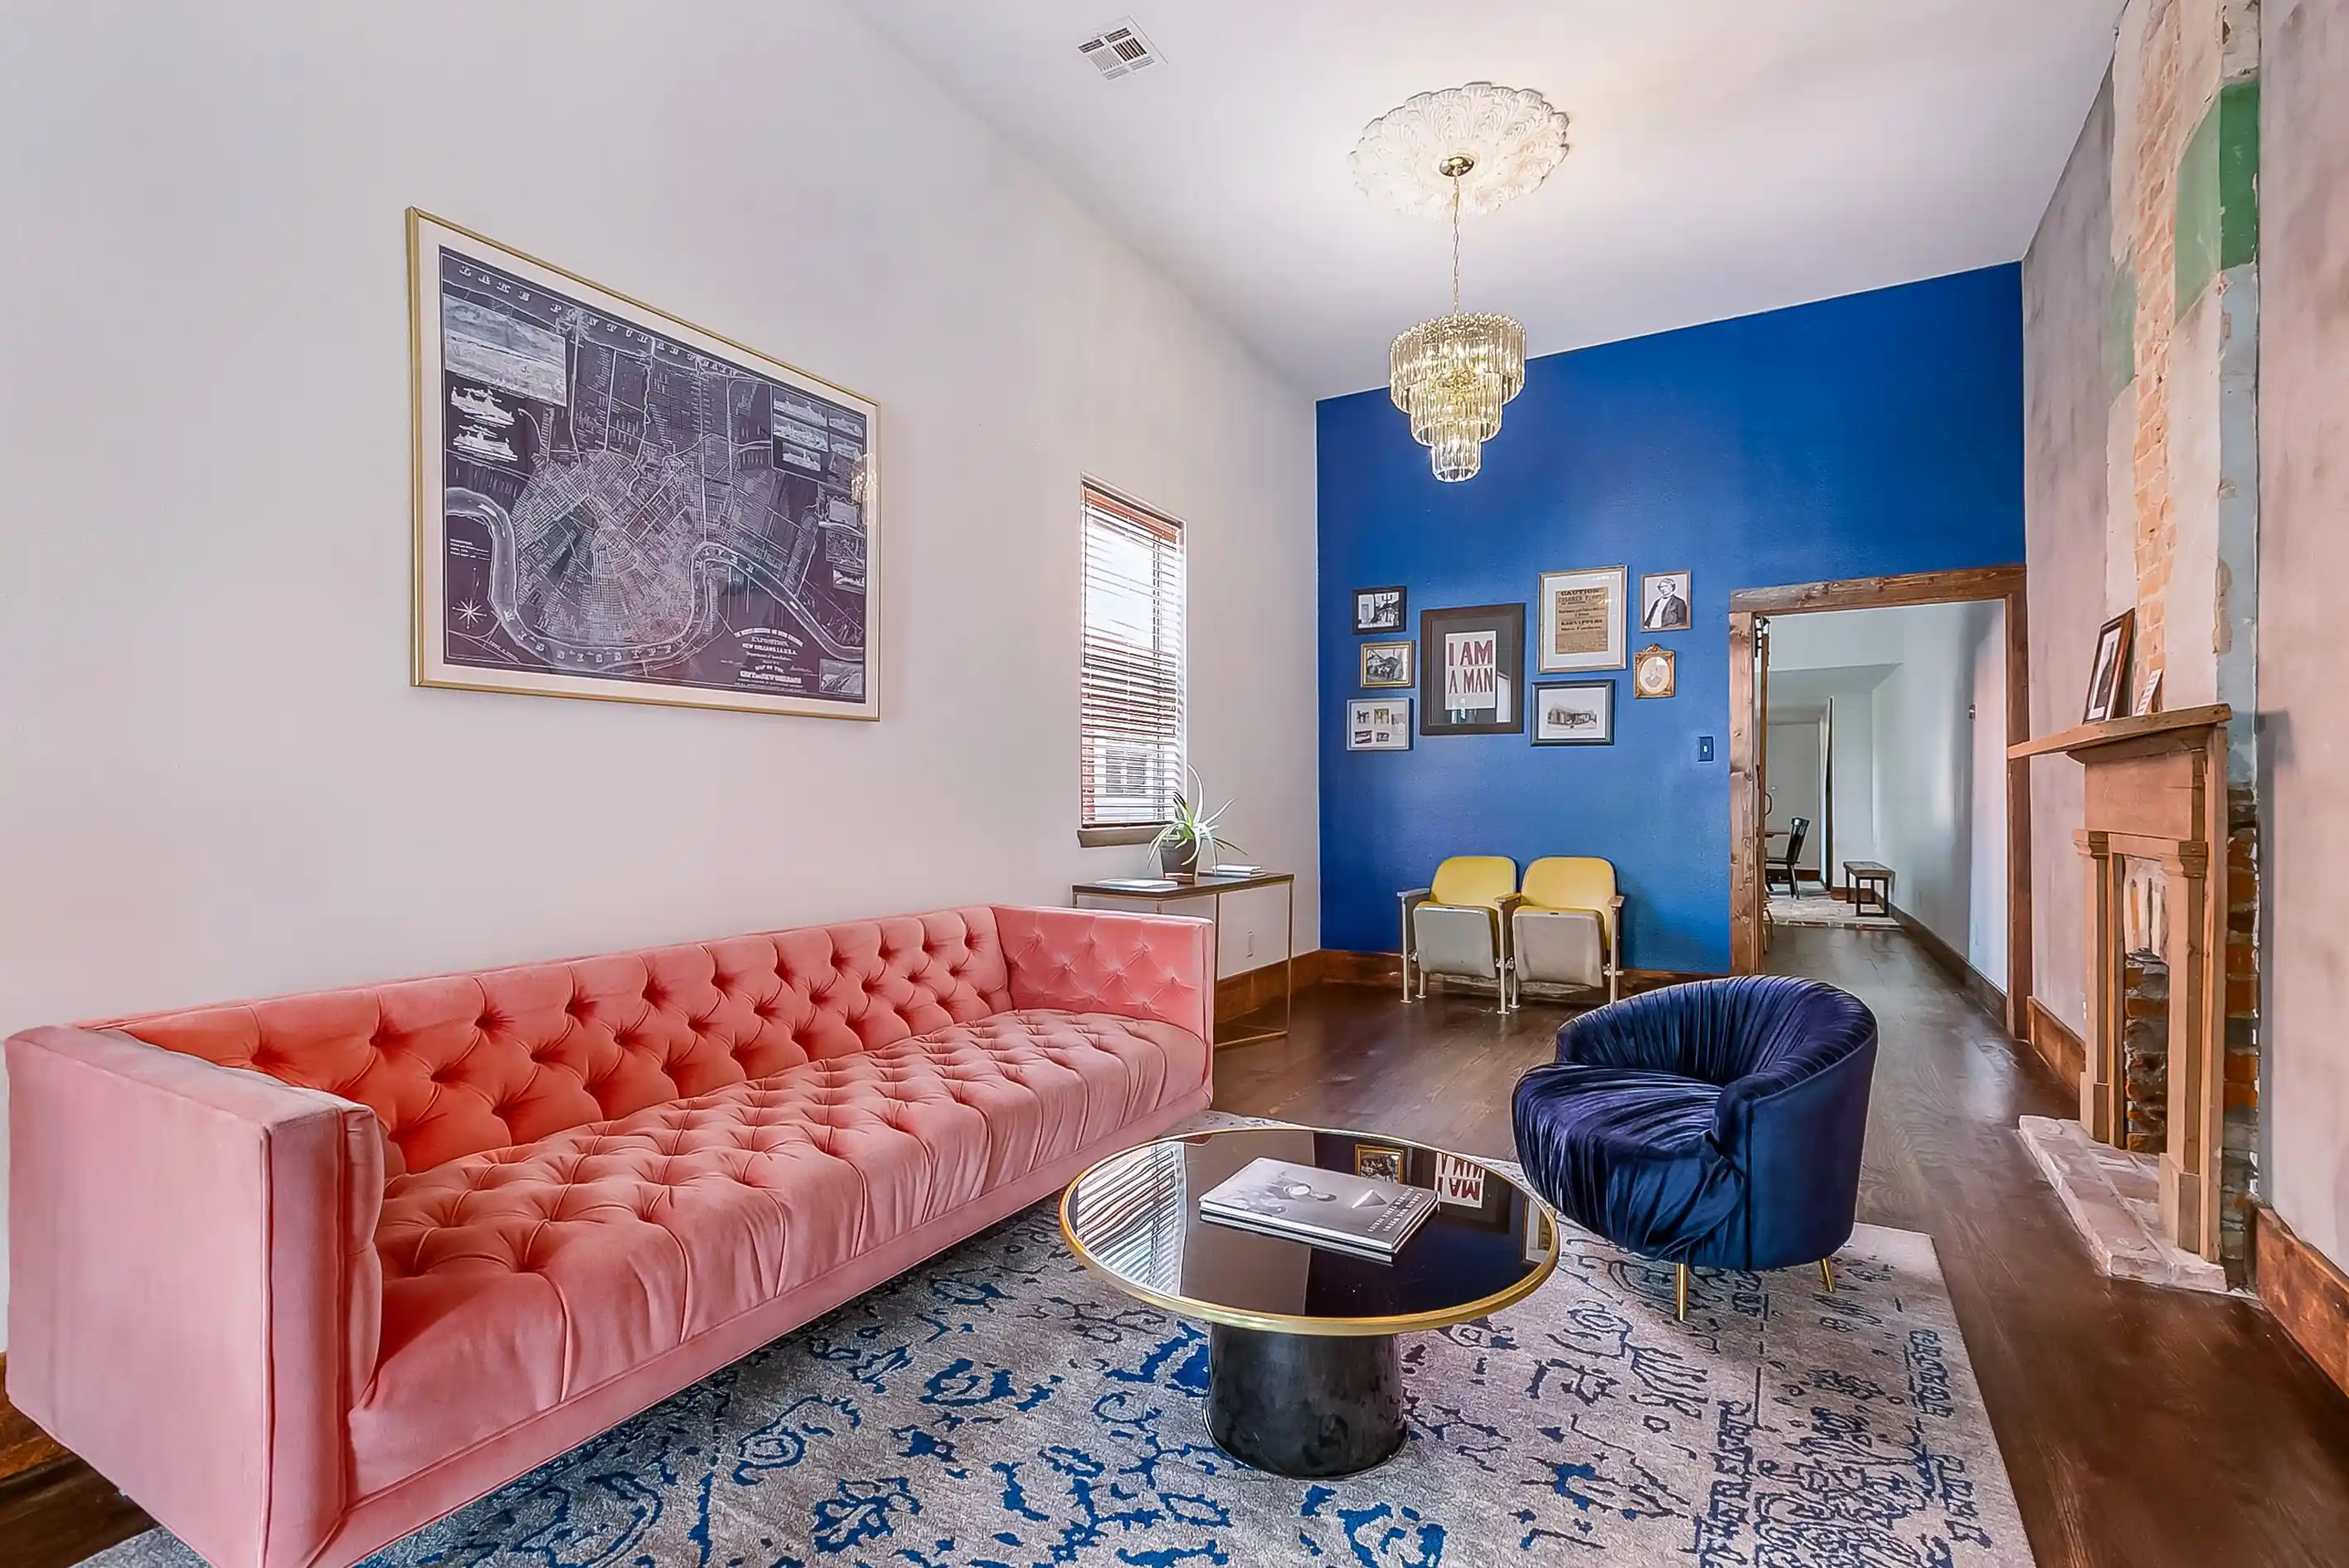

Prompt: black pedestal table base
[1206,1323,1405,1478]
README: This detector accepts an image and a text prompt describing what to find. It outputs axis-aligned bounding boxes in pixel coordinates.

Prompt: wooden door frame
[1728,565,2032,1037]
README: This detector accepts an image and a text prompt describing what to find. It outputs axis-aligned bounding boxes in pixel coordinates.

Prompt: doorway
[1729,566,2031,1035]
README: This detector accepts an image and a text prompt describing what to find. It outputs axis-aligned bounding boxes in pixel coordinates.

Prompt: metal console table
[1070,870,1295,1047]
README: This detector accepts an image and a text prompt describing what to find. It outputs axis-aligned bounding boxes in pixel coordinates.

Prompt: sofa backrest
[99,908,1013,1178]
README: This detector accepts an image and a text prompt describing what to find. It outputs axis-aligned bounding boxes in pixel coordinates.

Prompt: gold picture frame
[409,208,881,720]
[1633,643,1676,699]
[1354,1144,1407,1182]
[1360,640,1414,688]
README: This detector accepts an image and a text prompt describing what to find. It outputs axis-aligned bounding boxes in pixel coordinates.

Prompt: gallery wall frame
[1633,644,1676,699]
[1360,640,1414,688]
[1536,566,1627,672]
[1353,586,1408,634]
[1640,570,1692,633]
[410,208,881,720]
[1347,697,1413,751]
[1531,680,1615,745]
[1420,603,1526,736]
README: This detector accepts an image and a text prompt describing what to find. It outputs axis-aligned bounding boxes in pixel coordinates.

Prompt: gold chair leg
[1674,1263,1691,1322]
[1819,1258,1836,1293]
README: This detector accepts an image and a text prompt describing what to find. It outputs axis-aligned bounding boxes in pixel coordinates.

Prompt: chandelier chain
[1450,176,1462,316]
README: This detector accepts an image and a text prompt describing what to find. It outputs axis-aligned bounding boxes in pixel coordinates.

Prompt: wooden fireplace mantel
[2007,702,2231,760]
[2017,702,2231,1265]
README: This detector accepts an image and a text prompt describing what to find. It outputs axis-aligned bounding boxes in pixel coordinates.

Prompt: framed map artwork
[410,210,880,718]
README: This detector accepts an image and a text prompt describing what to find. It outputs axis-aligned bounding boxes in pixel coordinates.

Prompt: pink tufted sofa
[6,904,1211,1568]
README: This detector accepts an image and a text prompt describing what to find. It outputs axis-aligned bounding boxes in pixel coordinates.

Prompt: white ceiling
[847,1,2122,396]
[1769,663,1900,718]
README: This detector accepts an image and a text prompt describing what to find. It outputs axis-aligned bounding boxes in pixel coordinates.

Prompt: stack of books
[1198,1158,1437,1260]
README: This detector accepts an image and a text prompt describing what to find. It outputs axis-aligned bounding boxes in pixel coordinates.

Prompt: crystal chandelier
[1353,85,1570,482]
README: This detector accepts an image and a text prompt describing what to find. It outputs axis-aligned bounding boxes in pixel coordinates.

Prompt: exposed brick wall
[2123,949,2172,1154]
[2223,784,2260,1275]
[2106,0,2263,1284]
[2123,0,2187,683]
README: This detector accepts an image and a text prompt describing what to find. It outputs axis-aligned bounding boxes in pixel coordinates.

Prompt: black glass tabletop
[1059,1125,1557,1335]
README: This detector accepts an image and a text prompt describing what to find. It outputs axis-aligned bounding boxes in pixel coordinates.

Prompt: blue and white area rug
[97,1119,2031,1567]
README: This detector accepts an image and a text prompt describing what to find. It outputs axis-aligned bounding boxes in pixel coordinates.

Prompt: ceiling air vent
[1078,18,1162,80]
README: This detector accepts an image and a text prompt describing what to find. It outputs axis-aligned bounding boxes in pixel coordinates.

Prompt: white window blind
[1080,485,1185,830]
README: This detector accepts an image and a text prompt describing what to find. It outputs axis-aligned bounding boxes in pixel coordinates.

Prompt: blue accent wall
[1318,265,2026,973]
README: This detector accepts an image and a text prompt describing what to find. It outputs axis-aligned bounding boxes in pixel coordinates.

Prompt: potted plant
[1150,771,1241,879]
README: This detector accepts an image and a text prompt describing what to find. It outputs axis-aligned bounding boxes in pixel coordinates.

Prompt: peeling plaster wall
[2022,73,2115,1035]
[2260,0,2349,1271]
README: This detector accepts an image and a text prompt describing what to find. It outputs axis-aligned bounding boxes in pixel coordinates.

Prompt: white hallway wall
[1869,600,2007,985]
[0,0,1321,1347]
[1826,694,1879,886]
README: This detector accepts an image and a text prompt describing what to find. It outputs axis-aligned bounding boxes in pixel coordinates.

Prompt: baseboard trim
[2256,1204,2349,1403]
[0,1353,67,1482]
[1318,949,1405,987]
[2026,998,2085,1095]
[1312,951,1714,998]
[1888,903,2007,1023]
[1213,951,1324,1031]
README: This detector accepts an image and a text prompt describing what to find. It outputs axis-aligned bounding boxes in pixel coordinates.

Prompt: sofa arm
[993,905,1214,1042]
[6,1026,384,1568]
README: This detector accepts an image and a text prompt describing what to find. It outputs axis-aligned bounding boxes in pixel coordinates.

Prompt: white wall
[1825,693,1878,886]
[1765,718,1825,874]
[1871,600,2007,984]
[1967,605,2011,983]
[0,0,1320,1347]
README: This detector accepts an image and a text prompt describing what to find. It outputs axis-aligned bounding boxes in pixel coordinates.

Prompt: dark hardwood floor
[1214,928,2349,1568]
[0,1457,148,1568]
[12,928,2347,1567]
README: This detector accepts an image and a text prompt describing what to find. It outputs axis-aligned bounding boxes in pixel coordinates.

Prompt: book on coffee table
[1198,1158,1439,1260]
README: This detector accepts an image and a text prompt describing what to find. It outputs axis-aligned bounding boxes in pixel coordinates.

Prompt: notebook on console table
[1198,1157,1438,1260]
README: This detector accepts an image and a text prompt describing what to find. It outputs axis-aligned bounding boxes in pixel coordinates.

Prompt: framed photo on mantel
[1420,603,1526,736]
[1537,566,1627,672]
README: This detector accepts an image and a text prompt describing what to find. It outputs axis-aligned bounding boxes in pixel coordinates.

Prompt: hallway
[1214,930,2349,1567]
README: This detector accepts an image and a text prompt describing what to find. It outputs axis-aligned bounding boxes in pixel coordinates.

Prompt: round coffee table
[1059,1124,1557,1478]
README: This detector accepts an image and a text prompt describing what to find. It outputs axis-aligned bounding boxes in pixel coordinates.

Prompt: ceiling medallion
[1353,83,1570,482]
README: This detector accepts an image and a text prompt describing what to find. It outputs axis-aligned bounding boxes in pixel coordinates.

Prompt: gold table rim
[1057,1121,1560,1337]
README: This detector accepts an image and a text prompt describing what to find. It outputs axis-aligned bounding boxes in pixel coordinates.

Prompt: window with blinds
[1080,484,1186,835]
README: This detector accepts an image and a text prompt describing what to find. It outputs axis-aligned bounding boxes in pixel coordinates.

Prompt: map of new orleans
[438,251,868,702]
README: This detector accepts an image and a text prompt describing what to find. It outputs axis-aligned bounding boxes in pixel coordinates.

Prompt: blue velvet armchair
[1512,975,1879,1319]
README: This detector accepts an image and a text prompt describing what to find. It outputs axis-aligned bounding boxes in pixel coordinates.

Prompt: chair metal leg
[1819,1258,1836,1293]
[1673,1264,1691,1322]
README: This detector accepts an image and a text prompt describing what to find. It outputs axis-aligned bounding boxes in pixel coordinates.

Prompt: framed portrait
[1640,570,1692,633]
[1633,644,1676,699]
[1347,697,1413,751]
[1532,680,1614,745]
[1537,566,1628,672]
[1354,1144,1407,1182]
[410,210,879,720]
[2084,610,2134,722]
[1419,604,1526,735]
[1360,640,1414,688]
[1353,586,1407,634]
